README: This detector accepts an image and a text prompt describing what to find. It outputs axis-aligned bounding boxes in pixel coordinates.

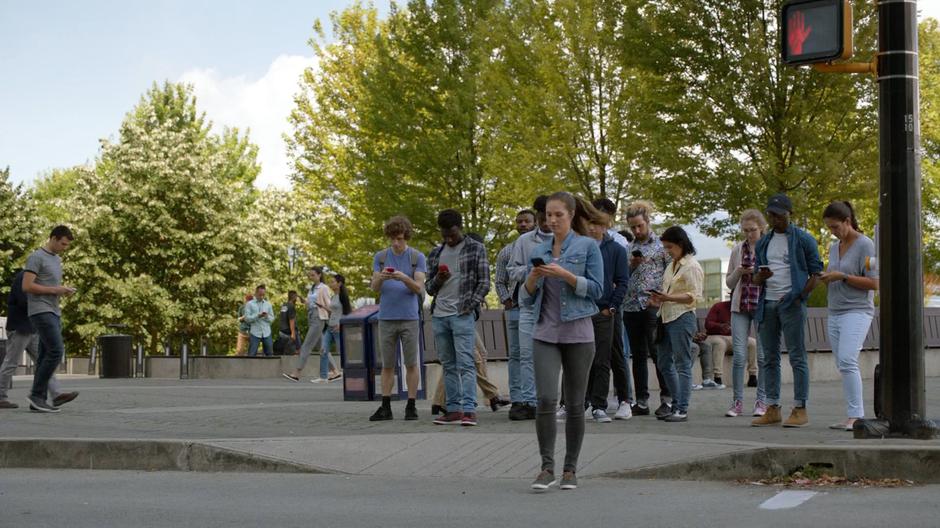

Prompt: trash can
[339,305,380,401]
[99,334,133,378]
[339,305,425,401]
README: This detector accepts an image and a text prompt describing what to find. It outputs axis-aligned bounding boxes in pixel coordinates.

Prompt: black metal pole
[859,0,938,439]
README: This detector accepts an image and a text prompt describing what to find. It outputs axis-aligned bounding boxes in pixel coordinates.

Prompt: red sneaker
[461,412,478,426]
[433,411,464,425]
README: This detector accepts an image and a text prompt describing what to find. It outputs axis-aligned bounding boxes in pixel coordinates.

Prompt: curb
[0,439,332,474]
[601,445,940,483]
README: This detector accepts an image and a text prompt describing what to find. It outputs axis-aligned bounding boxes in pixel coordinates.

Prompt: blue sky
[2,1,937,261]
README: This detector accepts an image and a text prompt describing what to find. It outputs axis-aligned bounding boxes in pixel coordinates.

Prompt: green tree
[0,166,38,306]
[62,82,262,354]
[920,18,940,276]
[628,0,880,239]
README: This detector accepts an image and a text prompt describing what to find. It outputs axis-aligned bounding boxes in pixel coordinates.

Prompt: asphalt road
[2,469,938,528]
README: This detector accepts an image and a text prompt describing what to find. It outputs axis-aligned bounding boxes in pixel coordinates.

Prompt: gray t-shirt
[24,248,63,317]
[433,240,464,317]
[764,233,792,301]
[827,234,877,316]
[328,293,344,327]
[534,274,594,344]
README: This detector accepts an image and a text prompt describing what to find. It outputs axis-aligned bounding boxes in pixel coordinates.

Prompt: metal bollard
[88,345,97,376]
[180,341,189,379]
[136,342,144,378]
[201,336,207,357]
[164,343,170,357]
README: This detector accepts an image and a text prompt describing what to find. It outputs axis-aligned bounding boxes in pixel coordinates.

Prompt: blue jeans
[320,327,340,379]
[656,311,696,414]
[29,312,64,400]
[731,311,766,403]
[507,307,536,405]
[248,335,273,357]
[618,315,634,404]
[759,300,809,407]
[432,314,477,413]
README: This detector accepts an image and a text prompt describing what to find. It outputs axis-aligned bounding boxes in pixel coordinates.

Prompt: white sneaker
[614,401,633,420]
[310,378,328,384]
[592,409,612,423]
[555,405,567,422]
[583,405,593,418]
[691,383,704,391]
[701,379,719,389]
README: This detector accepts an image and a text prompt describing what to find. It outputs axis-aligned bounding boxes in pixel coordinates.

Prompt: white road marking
[759,490,818,510]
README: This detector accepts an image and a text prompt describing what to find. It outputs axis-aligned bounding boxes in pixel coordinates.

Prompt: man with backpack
[369,215,428,421]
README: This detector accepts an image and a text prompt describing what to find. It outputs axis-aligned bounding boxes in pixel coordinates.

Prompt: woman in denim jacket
[521,192,604,492]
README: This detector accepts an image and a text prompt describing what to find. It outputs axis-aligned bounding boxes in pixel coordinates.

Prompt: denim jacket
[754,223,823,322]
[519,230,604,322]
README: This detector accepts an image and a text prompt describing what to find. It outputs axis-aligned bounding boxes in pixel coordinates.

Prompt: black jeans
[585,313,615,411]
[610,314,629,403]
[624,306,671,405]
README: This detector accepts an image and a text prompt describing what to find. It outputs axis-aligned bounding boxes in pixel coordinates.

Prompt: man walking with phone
[245,284,275,357]
[22,225,77,413]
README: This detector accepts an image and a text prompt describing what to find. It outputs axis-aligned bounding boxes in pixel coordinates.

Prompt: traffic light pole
[855,0,938,439]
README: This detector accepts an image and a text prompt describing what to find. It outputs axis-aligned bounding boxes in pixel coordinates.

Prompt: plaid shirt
[494,242,515,304]
[739,241,761,313]
[426,236,490,317]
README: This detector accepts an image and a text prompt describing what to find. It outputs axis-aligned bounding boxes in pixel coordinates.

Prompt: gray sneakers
[531,470,557,491]
[27,396,59,413]
[592,408,612,423]
[560,471,578,490]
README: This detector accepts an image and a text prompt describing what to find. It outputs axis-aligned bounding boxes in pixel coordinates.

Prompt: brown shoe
[782,407,809,428]
[751,404,782,426]
[52,391,79,407]
[0,400,19,409]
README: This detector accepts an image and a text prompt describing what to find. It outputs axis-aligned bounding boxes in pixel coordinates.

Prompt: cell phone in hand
[632,250,643,258]
[758,265,771,272]
[385,267,395,273]
[438,264,449,273]
[646,289,663,295]
[530,257,546,267]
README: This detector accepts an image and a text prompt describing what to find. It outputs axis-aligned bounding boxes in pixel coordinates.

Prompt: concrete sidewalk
[1,375,938,480]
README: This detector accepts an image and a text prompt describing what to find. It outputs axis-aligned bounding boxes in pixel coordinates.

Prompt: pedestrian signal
[781,0,852,65]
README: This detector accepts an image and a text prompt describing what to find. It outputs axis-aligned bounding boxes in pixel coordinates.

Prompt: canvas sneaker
[664,411,688,422]
[531,470,557,491]
[725,400,744,417]
[433,411,464,425]
[555,405,567,422]
[752,401,768,417]
[614,401,633,420]
[592,408,612,423]
[560,471,578,490]
[27,396,59,413]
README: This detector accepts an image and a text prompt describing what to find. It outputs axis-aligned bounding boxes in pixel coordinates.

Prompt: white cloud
[179,54,316,189]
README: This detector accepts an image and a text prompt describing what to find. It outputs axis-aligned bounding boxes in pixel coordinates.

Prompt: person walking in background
[426,210,490,426]
[22,225,77,413]
[649,226,704,423]
[751,194,823,428]
[320,274,350,384]
[369,216,427,421]
[284,266,331,381]
[279,291,301,355]
[0,269,78,410]
[236,292,253,356]
[725,209,768,417]
[623,201,672,418]
[819,201,878,431]
[524,192,604,491]
[245,284,275,357]
[495,208,537,421]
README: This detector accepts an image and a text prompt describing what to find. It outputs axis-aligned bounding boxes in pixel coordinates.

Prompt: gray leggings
[534,339,595,474]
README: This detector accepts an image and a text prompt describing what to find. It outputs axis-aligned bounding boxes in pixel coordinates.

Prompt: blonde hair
[625,200,654,223]
[740,209,768,230]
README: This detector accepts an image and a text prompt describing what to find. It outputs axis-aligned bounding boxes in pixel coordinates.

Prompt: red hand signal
[787,11,813,55]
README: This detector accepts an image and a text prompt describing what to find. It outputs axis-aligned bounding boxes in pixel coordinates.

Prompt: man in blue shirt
[369,215,427,422]
[752,194,823,428]
[0,270,78,409]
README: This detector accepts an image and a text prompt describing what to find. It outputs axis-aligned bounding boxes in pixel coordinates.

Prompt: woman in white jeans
[724,209,767,417]
[819,201,879,431]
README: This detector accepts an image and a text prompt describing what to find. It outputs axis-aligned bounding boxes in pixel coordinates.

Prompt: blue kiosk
[339,305,426,401]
